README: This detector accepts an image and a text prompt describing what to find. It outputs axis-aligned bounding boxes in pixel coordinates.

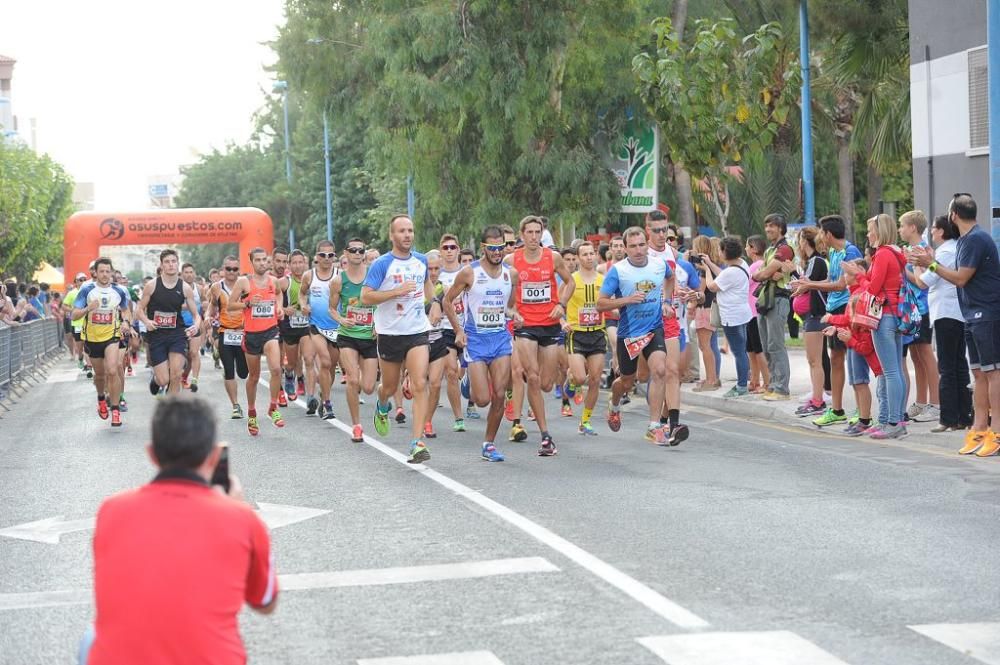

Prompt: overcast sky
[1,0,285,209]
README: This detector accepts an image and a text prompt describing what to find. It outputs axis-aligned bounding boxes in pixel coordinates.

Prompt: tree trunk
[866,163,883,219]
[669,0,696,234]
[836,134,855,241]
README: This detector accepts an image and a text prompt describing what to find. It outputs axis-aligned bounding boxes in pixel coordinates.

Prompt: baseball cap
[75,272,87,280]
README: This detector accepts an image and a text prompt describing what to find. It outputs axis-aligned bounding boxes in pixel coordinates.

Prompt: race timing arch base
[63,208,274,280]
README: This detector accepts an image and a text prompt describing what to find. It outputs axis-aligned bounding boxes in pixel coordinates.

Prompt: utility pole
[273,80,295,250]
[800,0,815,226]
[990,0,1000,243]
[323,109,333,242]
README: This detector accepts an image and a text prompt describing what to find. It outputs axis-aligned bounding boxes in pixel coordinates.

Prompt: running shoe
[914,404,940,423]
[906,402,926,420]
[118,398,128,413]
[573,389,583,406]
[453,419,466,432]
[554,384,564,399]
[509,423,528,442]
[482,442,505,462]
[306,396,319,415]
[813,408,848,427]
[126,366,134,377]
[664,423,689,447]
[959,431,987,455]
[527,408,536,421]
[466,404,480,419]
[423,422,437,438]
[504,394,515,421]
[843,421,868,436]
[723,385,749,398]
[85,366,94,379]
[149,376,160,396]
[537,435,557,457]
[278,390,288,407]
[322,401,335,420]
[97,398,109,420]
[402,375,413,400]
[296,377,306,396]
[231,404,244,419]
[374,403,391,437]
[408,440,430,464]
[869,423,907,439]
[461,374,471,400]
[395,407,406,424]
[189,378,199,393]
[795,401,826,417]
[975,433,1000,457]
[620,394,631,405]
[565,382,577,400]
[351,424,364,442]
[561,403,573,417]
[284,373,296,397]
[847,411,860,426]
[607,399,622,432]
[78,358,84,370]
[269,408,285,428]
[578,422,597,436]
[110,409,122,427]
[761,391,791,401]
[645,424,667,444]
[248,416,259,436]
[317,402,326,419]
[181,378,190,390]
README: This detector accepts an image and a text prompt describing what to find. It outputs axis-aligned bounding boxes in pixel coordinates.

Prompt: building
[0,54,15,138]
[910,0,989,219]
[73,182,96,211]
[147,173,183,208]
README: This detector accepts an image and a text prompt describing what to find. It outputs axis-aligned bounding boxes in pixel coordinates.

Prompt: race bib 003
[521,281,551,304]
[475,306,505,330]
[153,311,177,328]
[223,330,244,346]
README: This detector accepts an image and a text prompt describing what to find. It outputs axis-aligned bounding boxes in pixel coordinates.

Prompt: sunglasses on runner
[506,241,516,247]
[345,247,365,254]
[224,267,240,272]
[481,243,506,252]
[648,226,668,234]
[441,244,459,251]
[316,252,337,259]
[667,235,678,242]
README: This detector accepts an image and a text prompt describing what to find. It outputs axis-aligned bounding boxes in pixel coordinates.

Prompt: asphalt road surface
[2,356,1000,665]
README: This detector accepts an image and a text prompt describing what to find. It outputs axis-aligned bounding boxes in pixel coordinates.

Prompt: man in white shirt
[539,216,556,248]
[702,236,753,398]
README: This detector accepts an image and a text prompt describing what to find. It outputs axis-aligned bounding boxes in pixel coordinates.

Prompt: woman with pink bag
[790,227,828,417]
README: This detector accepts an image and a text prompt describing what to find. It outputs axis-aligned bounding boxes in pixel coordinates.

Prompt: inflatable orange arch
[63,208,274,282]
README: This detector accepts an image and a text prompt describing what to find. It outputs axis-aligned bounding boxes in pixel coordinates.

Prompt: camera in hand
[689,254,703,265]
[211,443,230,493]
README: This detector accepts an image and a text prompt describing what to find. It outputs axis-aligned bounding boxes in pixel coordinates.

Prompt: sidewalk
[679,345,974,457]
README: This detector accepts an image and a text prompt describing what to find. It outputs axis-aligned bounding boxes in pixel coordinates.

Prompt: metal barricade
[1,319,74,411]
[0,324,10,402]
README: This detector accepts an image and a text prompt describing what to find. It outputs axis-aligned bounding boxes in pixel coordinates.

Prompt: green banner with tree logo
[602,121,658,213]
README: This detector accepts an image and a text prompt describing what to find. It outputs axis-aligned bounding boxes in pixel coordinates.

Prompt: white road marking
[638,631,853,664]
[46,368,83,384]
[0,516,95,544]
[277,378,710,629]
[255,502,330,530]
[280,556,559,591]
[358,651,506,665]
[0,589,90,611]
[909,623,1000,664]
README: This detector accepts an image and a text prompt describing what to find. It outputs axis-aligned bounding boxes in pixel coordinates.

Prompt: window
[969,47,989,149]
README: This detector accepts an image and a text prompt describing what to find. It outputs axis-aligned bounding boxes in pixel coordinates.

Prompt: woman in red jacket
[863,213,908,439]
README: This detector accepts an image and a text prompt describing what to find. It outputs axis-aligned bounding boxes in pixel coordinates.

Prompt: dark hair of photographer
[933,214,959,241]
[151,396,217,470]
[721,237,743,261]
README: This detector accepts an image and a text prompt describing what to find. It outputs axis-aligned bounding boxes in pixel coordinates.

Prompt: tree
[634,17,801,234]
[0,141,74,279]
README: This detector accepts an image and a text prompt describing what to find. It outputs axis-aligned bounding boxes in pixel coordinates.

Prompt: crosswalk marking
[357,651,505,665]
[909,622,1000,664]
[638,630,852,665]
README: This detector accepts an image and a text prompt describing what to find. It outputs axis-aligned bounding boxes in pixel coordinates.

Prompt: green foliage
[0,141,74,279]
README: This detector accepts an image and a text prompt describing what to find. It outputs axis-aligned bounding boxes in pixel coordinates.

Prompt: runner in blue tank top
[298,240,340,419]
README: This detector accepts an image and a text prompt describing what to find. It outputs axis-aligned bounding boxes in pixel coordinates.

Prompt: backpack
[881,247,921,337]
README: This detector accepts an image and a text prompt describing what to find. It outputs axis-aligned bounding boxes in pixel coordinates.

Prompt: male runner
[226,248,286,436]
[503,215,573,456]
[444,225,522,462]
[137,250,201,395]
[331,238,378,442]
[598,226,687,446]
[361,214,434,464]
[423,250,448,439]
[278,249,311,402]
[598,235,626,383]
[72,258,132,427]
[557,246,579,417]
[434,235,468,431]
[207,255,250,419]
[559,242,606,435]
[271,247,292,406]
[179,263,205,392]
[298,240,340,419]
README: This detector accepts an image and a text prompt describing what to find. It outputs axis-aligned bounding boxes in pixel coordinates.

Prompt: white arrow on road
[0,503,330,545]
[0,517,96,544]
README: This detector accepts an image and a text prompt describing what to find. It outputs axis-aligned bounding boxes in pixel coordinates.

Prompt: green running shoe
[408,440,430,464]
[453,419,466,432]
[373,401,391,436]
[813,408,848,427]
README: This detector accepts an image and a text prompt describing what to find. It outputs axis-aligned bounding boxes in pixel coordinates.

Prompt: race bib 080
[521,281,551,304]
[251,300,275,318]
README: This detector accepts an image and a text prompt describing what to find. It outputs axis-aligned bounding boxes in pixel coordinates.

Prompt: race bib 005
[521,281,551,304]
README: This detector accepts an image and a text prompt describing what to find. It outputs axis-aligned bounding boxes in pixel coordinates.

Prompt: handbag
[710,300,722,328]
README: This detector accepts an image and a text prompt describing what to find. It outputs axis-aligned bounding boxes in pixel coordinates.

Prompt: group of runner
[67,212,692,464]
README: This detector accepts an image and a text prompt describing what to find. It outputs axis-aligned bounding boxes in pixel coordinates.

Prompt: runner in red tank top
[502,215,573,456]
[226,248,287,436]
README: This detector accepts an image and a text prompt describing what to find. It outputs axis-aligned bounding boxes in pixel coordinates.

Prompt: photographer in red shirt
[81,396,277,665]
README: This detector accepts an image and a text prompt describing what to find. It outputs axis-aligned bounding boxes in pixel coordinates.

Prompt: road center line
[273,378,710,629]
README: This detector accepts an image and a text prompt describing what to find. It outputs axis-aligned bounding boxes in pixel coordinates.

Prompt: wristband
[928,261,939,273]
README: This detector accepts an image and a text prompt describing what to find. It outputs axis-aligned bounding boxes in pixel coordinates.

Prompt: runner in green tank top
[278,250,314,400]
[330,238,379,441]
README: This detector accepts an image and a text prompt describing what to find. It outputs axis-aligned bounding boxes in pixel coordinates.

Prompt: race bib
[475,306,505,330]
[347,305,374,326]
[623,332,654,360]
[578,306,601,327]
[90,310,114,325]
[521,281,552,304]
[288,313,309,328]
[223,330,244,346]
[317,328,338,343]
[251,300,275,319]
[153,311,177,328]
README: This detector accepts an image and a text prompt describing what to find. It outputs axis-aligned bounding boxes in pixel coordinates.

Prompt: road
[2,356,1000,664]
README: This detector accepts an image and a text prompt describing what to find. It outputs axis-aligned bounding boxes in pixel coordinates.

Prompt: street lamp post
[323,108,333,242]
[273,80,295,250]
[799,0,815,226]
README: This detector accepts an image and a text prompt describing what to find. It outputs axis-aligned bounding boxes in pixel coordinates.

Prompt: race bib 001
[251,300,275,319]
[288,313,309,328]
[346,305,374,326]
[90,310,114,325]
[223,330,244,346]
[521,281,551,304]
[153,311,177,328]
[475,306,505,330]
[623,332,654,360]
[578,306,601,327]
